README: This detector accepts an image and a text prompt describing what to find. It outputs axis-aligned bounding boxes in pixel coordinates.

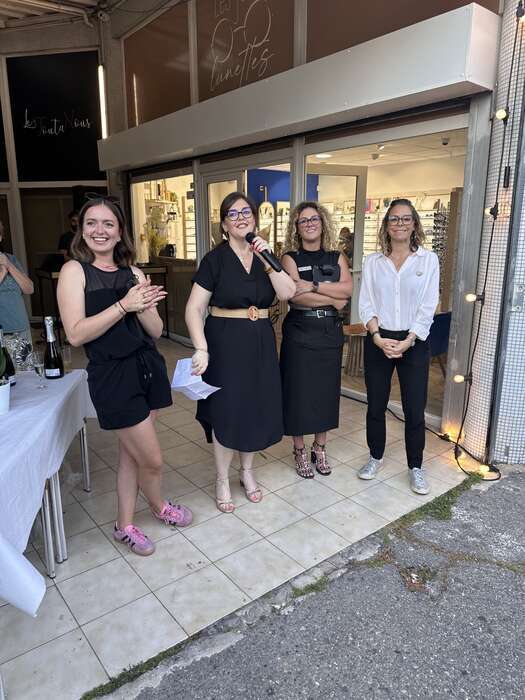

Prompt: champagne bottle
[44,316,64,379]
[0,325,16,386]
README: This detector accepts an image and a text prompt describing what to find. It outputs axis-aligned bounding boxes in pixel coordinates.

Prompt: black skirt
[196,315,283,452]
[280,312,344,436]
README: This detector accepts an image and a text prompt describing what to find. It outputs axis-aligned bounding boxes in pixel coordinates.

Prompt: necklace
[96,260,118,271]
[230,244,252,273]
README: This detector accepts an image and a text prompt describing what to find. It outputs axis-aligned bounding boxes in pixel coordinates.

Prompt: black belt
[289,309,339,318]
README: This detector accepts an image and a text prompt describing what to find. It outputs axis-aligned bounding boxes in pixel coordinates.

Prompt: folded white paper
[171,358,221,401]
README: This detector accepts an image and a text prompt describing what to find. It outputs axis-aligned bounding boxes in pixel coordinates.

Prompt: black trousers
[364,329,430,469]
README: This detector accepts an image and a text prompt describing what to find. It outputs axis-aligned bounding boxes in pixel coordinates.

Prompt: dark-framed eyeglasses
[387,215,413,225]
[297,215,321,226]
[226,207,253,221]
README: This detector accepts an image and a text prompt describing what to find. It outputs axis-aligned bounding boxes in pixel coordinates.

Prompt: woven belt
[210,306,270,321]
[289,308,339,318]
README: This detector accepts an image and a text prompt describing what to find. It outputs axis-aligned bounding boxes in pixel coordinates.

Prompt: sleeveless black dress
[81,263,172,430]
[192,242,283,452]
[280,248,344,436]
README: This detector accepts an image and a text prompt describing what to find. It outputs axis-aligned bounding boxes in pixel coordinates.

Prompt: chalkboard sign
[7,51,104,182]
[0,108,8,182]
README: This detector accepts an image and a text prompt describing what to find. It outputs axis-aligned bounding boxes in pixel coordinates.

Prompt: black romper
[81,263,172,430]
[280,248,344,436]
[193,242,283,452]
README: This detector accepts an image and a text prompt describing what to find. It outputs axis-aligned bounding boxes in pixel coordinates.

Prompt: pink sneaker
[113,523,155,556]
[153,501,193,527]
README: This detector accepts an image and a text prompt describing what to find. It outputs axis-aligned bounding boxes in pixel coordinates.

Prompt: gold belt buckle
[248,305,259,321]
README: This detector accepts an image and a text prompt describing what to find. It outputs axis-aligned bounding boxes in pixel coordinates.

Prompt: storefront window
[306,129,467,416]
[131,174,196,263]
[130,174,197,339]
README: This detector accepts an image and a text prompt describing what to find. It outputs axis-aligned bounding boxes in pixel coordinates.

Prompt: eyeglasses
[226,207,253,221]
[297,215,321,226]
[85,192,123,208]
[387,215,413,225]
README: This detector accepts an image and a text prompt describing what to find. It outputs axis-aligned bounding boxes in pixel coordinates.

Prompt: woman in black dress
[280,201,353,478]
[185,192,296,513]
[58,196,193,557]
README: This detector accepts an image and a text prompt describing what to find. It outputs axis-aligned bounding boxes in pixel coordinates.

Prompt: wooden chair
[343,323,367,376]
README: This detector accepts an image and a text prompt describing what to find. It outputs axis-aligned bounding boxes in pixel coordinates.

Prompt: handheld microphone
[245,232,283,273]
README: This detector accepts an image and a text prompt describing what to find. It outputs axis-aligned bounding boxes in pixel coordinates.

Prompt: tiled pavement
[0,339,469,699]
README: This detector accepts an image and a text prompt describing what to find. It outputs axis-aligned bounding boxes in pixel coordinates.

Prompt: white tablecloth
[0,370,95,615]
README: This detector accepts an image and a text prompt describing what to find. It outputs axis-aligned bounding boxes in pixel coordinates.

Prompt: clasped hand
[374,334,412,359]
[121,277,167,313]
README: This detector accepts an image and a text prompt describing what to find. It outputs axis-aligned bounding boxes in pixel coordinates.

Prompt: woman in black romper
[280,201,353,478]
[185,192,295,513]
[58,197,192,557]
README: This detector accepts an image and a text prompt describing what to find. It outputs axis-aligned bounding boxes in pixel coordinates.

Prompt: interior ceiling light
[495,107,509,121]
[377,144,385,150]
[371,152,380,160]
[315,153,332,159]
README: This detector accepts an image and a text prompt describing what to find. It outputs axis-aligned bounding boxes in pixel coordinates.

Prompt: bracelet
[370,330,380,339]
[263,265,273,275]
[115,301,126,317]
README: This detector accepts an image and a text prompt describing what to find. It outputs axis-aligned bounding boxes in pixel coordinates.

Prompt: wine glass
[61,344,72,374]
[32,350,47,390]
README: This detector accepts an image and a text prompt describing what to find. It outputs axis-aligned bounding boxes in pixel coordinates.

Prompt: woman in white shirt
[358,199,439,495]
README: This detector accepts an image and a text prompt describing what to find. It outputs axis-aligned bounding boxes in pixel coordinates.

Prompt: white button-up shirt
[359,247,440,340]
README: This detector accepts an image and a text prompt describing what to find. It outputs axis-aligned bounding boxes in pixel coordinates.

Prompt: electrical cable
[450,2,525,480]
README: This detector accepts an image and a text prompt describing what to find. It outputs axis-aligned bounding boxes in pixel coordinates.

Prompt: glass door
[202,172,244,251]
[305,159,368,323]
[130,170,198,339]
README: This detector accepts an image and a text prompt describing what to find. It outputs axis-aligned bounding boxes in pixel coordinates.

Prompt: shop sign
[197,0,294,102]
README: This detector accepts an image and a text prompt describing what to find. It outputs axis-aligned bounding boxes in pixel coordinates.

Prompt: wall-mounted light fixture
[465,292,485,303]
[98,64,108,139]
[453,373,473,384]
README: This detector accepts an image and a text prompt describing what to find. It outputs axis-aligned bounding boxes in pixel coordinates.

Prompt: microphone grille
[245,232,255,243]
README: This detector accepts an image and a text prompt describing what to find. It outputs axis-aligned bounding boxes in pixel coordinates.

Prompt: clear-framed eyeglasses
[387,215,413,225]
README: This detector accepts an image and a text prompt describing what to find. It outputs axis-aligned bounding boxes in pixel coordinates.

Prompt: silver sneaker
[409,467,430,495]
[358,456,383,480]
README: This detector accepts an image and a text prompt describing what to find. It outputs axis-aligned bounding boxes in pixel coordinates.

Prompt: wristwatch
[312,281,320,293]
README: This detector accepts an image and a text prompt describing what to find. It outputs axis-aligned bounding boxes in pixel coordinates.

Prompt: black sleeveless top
[283,248,340,311]
[81,262,153,364]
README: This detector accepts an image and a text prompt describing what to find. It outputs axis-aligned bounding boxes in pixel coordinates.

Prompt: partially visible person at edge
[57,196,192,557]
[185,192,296,513]
[280,201,352,478]
[0,219,34,356]
[358,198,439,495]
[58,210,79,262]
